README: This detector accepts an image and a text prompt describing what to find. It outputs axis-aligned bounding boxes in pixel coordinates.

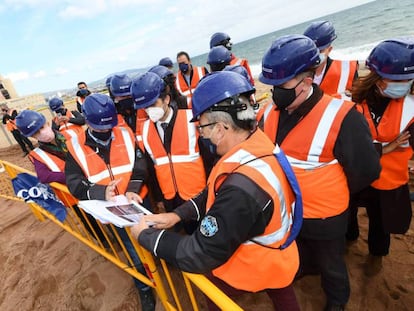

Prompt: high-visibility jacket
[53,110,84,139]
[206,129,298,291]
[261,95,354,218]
[359,95,414,190]
[5,119,17,131]
[66,126,136,194]
[29,147,78,206]
[175,66,207,103]
[29,148,65,172]
[230,54,255,86]
[5,109,18,131]
[137,109,206,200]
[320,59,358,99]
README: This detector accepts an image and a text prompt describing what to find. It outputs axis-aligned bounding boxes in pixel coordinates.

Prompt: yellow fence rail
[0,160,243,311]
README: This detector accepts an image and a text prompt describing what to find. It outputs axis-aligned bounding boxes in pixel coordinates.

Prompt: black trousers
[296,235,350,305]
[11,129,34,153]
[347,185,411,256]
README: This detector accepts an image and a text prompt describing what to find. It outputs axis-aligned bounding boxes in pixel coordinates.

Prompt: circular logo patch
[200,215,218,237]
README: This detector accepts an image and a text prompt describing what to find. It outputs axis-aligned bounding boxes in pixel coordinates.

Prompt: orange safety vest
[5,109,18,131]
[261,95,353,219]
[29,148,65,172]
[137,109,206,200]
[320,59,358,99]
[53,110,84,139]
[206,129,298,292]
[359,95,414,190]
[29,147,78,206]
[175,66,207,102]
[66,126,136,194]
[230,55,255,86]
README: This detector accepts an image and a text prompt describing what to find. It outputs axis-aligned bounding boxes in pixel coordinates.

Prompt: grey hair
[204,96,255,131]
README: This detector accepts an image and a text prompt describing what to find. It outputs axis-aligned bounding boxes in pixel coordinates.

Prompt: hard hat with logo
[130,72,165,109]
[207,46,232,65]
[259,34,321,86]
[210,32,232,49]
[148,65,174,79]
[159,57,173,67]
[366,37,414,80]
[224,65,252,85]
[82,93,118,130]
[191,71,255,121]
[303,20,337,50]
[15,110,46,137]
[110,74,132,97]
[48,97,64,111]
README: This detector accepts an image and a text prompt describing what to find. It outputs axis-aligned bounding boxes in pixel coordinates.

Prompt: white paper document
[78,195,151,227]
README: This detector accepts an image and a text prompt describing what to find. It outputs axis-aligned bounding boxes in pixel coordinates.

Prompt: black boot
[138,287,155,311]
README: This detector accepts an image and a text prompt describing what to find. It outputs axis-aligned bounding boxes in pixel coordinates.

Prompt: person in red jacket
[346,38,414,276]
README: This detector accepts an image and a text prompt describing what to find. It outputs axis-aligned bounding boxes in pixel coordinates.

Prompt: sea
[188,0,414,79]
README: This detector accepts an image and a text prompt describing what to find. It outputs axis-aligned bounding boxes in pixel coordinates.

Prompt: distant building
[0,75,18,100]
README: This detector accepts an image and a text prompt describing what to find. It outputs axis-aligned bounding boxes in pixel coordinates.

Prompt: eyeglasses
[196,122,217,132]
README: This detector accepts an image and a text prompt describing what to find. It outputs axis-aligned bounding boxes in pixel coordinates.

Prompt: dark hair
[351,71,382,104]
[176,51,190,61]
[77,81,87,87]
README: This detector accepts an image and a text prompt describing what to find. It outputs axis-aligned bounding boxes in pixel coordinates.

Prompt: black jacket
[65,129,147,200]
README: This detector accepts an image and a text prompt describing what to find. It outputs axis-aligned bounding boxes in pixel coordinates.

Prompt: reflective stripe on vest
[68,127,135,185]
[30,148,63,172]
[320,60,357,99]
[207,129,299,291]
[288,97,344,168]
[223,148,292,247]
[175,66,205,98]
[140,109,206,200]
[361,95,414,189]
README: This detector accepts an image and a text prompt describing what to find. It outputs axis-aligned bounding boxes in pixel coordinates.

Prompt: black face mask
[200,137,217,155]
[115,98,134,114]
[179,63,190,73]
[56,108,67,115]
[91,130,112,141]
[272,80,303,110]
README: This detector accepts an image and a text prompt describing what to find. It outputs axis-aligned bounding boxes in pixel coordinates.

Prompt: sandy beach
[0,82,414,310]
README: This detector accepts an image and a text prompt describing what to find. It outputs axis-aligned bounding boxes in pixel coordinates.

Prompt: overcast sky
[2,0,373,96]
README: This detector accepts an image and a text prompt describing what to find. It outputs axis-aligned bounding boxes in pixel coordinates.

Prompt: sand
[0,82,414,310]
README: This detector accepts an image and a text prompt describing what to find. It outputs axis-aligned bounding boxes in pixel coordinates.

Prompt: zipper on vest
[167,152,179,196]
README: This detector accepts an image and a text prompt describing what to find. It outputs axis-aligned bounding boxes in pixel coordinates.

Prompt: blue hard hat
[148,65,174,79]
[159,57,173,67]
[207,46,232,65]
[110,74,132,97]
[303,20,337,50]
[259,34,321,86]
[15,110,46,137]
[366,37,414,80]
[82,93,118,130]
[223,65,252,85]
[105,75,113,88]
[191,71,255,121]
[48,97,64,111]
[131,72,165,109]
[210,32,231,49]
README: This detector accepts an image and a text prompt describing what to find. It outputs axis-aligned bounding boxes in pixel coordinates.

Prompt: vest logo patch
[200,215,218,237]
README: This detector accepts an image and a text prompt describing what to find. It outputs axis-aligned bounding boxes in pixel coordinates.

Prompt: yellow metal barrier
[0,159,244,311]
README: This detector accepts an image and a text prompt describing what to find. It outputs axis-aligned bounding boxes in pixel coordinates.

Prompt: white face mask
[379,80,414,99]
[35,126,55,143]
[145,106,165,122]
